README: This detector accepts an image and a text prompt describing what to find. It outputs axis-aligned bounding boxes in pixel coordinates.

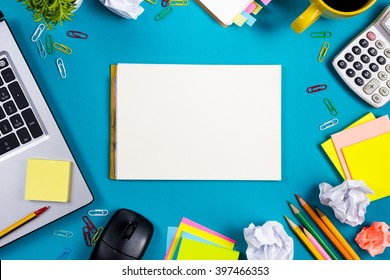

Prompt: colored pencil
[295,194,354,260]
[288,202,339,260]
[302,226,332,260]
[284,215,325,260]
[315,207,361,260]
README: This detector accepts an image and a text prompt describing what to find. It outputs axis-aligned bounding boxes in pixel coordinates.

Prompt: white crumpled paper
[319,180,373,227]
[244,221,293,260]
[99,0,144,19]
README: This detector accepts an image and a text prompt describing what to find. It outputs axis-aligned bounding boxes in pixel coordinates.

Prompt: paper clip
[56,58,67,79]
[83,226,93,246]
[88,209,109,216]
[56,246,72,260]
[318,42,330,62]
[67,30,88,39]
[162,0,169,7]
[311,31,332,38]
[53,42,72,55]
[155,7,173,21]
[31,23,45,42]
[52,229,73,238]
[306,84,327,94]
[169,0,189,6]
[91,227,104,246]
[146,0,157,3]
[83,215,97,234]
[323,98,337,116]
[45,35,55,55]
[319,118,338,130]
[36,39,47,58]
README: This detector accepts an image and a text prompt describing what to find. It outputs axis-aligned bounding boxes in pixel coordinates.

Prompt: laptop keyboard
[0,56,44,156]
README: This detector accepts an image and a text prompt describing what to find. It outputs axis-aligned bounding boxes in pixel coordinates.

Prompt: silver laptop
[0,12,93,248]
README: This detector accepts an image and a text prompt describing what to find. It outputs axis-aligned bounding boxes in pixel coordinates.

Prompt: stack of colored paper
[321,112,390,201]
[165,217,240,260]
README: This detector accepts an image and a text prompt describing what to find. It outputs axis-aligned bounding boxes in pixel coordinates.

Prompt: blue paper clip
[319,118,338,130]
[52,229,73,238]
[169,0,189,6]
[56,246,72,260]
[53,42,72,55]
[31,23,45,42]
[306,84,327,93]
[36,39,47,58]
[67,30,88,39]
[88,209,109,216]
[318,42,330,62]
[155,7,173,21]
[56,58,67,79]
[323,98,337,116]
[310,31,332,38]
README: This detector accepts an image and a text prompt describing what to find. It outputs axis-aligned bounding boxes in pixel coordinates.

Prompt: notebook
[0,13,93,247]
[110,63,282,180]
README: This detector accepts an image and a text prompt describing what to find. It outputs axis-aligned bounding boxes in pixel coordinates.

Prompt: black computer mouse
[90,208,154,260]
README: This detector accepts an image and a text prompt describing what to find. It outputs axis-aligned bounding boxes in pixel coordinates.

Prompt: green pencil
[288,202,339,260]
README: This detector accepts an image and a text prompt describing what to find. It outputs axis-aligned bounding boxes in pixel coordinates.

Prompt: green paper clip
[53,42,72,55]
[311,31,332,38]
[318,42,330,62]
[45,35,54,55]
[155,7,173,21]
[323,98,337,116]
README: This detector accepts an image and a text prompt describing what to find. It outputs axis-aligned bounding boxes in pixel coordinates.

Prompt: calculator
[333,5,390,108]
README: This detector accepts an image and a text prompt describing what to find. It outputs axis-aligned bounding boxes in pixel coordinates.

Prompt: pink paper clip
[67,30,88,39]
[306,84,327,94]
[82,215,97,234]
[83,226,93,247]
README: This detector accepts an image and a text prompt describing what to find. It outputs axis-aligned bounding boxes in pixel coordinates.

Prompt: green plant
[18,0,76,30]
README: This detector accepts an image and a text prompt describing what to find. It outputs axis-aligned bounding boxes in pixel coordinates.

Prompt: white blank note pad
[114,64,281,180]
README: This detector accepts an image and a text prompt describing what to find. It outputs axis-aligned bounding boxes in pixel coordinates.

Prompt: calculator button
[352,46,362,55]
[379,87,389,96]
[360,39,369,48]
[353,61,363,70]
[369,63,379,72]
[0,58,9,70]
[345,53,354,62]
[362,70,371,79]
[354,77,365,86]
[367,31,376,41]
[337,60,347,69]
[368,47,378,56]
[1,68,16,83]
[386,64,390,73]
[385,49,390,58]
[364,78,380,94]
[377,56,386,65]
[378,71,388,81]
[346,68,356,77]
[372,94,382,103]
[387,80,390,88]
[376,40,385,49]
[361,54,370,63]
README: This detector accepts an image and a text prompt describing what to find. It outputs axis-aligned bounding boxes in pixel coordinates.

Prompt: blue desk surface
[1,0,390,260]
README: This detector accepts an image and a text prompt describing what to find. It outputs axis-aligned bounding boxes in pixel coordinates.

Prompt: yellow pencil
[284,215,325,260]
[315,207,360,260]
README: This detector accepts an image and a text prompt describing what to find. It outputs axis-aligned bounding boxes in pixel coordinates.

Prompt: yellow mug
[291,0,376,34]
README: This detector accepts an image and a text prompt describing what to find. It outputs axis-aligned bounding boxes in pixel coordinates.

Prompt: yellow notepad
[342,132,390,201]
[25,159,72,202]
[177,238,240,260]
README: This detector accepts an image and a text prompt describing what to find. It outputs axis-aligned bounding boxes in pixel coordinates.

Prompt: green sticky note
[25,158,72,202]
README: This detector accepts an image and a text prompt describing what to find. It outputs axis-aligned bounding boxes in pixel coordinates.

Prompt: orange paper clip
[306,84,327,93]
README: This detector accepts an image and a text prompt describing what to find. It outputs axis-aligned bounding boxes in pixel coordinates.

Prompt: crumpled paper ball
[355,222,390,257]
[243,221,293,260]
[99,0,144,19]
[319,180,373,226]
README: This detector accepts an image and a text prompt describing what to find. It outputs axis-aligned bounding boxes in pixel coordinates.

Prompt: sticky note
[232,13,248,27]
[260,0,271,5]
[242,11,257,27]
[245,2,257,13]
[177,238,240,260]
[342,132,390,201]
[25,158,72,202]
[252,2,263,14]
[321,112,375,179]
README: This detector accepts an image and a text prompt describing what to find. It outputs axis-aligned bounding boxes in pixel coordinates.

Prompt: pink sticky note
[245,2,257,13]
[331,115,390,179]
[260,0,271,5]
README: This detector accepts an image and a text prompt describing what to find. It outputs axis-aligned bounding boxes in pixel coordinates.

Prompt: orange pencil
[315,207,361,260]
[295,194,354,260]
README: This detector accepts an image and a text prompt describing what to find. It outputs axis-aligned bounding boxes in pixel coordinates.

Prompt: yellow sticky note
[177,238,240,260]
[232,13,247,27]
[252,2,263,15]
[321,112,375,179]
[25,159,72,202]
[342,132,390,201]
